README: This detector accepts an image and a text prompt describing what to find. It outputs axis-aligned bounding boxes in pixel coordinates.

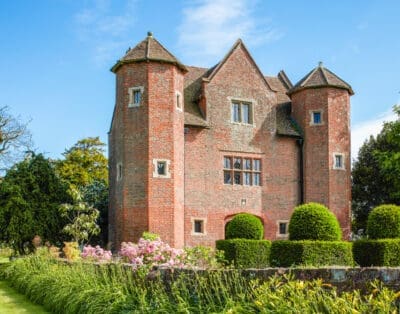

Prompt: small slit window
[310,110,323,125]
[333,153,345,170]
[128,86,144,107]
[152,159,171,178]
[176,91,182,111]
[192,218,206,235]
[277,220,289,238]
[117,163,122,181]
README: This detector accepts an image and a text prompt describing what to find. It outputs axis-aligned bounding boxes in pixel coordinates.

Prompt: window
[117,163,122,181]
[333,153,345,170]
[310,110,323,125]
[277,220,289,237]
[191,218,206,235]
[223,156,261,186]
[128,86,144,107]
[176,91,182,111]
[157,161,166,175]
[152,159,171,178]
[231,101,252,124]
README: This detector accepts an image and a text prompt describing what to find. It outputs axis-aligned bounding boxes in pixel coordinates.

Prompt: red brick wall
[291,87,351,239]
[184,44,300,246]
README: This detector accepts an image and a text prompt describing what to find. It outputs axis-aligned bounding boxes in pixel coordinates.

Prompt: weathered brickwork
[109,34,353,249]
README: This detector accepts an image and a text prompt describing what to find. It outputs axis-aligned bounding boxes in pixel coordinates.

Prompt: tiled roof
[111,32,187,73]
[276,102,302,137]
[184,66,209,127]
[288,62,354,95]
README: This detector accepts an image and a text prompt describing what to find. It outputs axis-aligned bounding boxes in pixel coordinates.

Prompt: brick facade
[109,34,353,249]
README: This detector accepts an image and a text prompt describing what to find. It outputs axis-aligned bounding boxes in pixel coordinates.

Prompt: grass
[0,280,49,314]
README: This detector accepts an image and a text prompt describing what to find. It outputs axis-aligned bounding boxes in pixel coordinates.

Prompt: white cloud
[351,110,397,160]
[74,0,137,65]
[177,0,283,66]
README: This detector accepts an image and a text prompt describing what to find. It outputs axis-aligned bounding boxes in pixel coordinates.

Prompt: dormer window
[128,86,144,107]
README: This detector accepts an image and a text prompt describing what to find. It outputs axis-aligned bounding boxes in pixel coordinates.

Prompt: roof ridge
[300,67,318,87]
[320,67,329,85]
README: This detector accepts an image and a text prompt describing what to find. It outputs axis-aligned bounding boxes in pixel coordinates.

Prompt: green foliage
[225,213,264,240]
[353,239,400,266]
[352,105,400,232]
[0,154,70,255]
[59,188,100,245]
[2,256,400,313]
[270,240,353,267]
[56,137,108,189]
[289,203,342,241]
[184,245,225,268]
[366,204,400,239]
[216,239,271,268]
[141,231,160,241]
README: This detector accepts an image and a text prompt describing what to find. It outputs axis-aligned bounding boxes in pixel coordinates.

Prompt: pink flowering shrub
[119,237,185,269]
[81,245,112,262]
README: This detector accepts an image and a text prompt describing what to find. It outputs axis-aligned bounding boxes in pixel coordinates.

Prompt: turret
[108,32,187,248]
[288,62,354,238]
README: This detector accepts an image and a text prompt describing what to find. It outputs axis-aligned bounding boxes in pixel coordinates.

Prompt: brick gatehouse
[108,32,353,249]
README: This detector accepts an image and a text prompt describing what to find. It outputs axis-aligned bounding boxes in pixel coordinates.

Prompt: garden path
[0,280,49,314]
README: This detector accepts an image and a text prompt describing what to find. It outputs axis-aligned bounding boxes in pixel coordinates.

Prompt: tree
[0,154,70,254]
[0,106,32,171]
[352,105,400,232]
[56,137,108,188]
[59,188,100,245]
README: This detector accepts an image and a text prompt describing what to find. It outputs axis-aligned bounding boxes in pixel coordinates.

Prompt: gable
[206,41,273,92]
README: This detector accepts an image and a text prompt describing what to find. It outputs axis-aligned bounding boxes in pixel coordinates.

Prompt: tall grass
[2,256,400,313]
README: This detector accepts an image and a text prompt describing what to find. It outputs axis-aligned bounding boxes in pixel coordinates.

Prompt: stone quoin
[108,32,353,249]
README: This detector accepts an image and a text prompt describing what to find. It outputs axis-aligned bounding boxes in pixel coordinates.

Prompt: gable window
[333,153,345,170]
[231,101,252,124]
[128,86,144,107]
[310,110,323,125]
[223,156,261,186]
[152,159,171,178]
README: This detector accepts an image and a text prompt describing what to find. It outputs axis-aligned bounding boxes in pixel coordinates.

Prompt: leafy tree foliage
[352,106,400,232]
[0,154,70,254]
[59,188,100,245]
[0,106,32,171]
[56,137,108,188]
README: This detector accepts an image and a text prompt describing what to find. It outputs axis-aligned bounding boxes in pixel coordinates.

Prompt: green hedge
[367,204,400,239]
[289,203,342,241]
[225,214,264,240]
[270,240,353,267]
[353,239,400,266]
[216,239,271,268]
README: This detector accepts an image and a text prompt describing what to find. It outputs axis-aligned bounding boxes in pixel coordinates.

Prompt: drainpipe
[297,138,304,204]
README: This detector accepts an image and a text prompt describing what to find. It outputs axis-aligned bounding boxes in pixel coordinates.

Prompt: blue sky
[0,0,399,161]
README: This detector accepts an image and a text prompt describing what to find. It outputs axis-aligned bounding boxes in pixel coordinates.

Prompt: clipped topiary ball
[225,213,264,240]
[367,204,400,239]
[289,202,342,241]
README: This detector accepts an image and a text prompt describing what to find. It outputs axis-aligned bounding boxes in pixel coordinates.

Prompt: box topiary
[270,240,353,267]
[366,204,400,239]
[289,203,341,241]
[353,239,400,266]
[225,213,264,240]
[216,239,271,268]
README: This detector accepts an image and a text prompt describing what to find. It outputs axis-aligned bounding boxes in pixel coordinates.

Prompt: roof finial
[147,31,153,37]
[318,61,323,67]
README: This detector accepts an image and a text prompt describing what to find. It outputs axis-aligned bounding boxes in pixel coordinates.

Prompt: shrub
[62,242,80,261]
[225,214,263,240]
[184,245,224,268]
[216,239,271,268]
[353,239,400,266]
[289,203,341,241]
[81,245,112,262]
[270,240,353,267]
[366,204,400,239]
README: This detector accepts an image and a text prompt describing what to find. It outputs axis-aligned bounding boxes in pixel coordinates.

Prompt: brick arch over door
[223,213,265,239]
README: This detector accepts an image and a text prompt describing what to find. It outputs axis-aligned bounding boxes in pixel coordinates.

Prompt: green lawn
[0,280,49,314]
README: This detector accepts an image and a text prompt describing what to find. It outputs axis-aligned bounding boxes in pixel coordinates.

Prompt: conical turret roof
[288,62,354,95]
[111,32,187,73]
